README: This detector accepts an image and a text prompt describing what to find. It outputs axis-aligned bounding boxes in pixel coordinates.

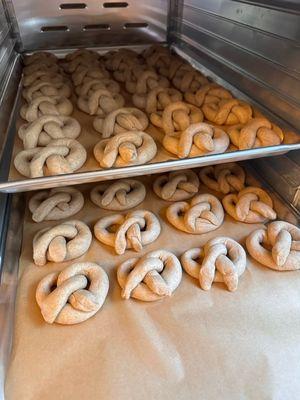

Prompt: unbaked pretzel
[75,78,120,97]
[24,51,57,66]
[117,249,182,301]
[172,65,209,93]
[184,83,233,107]
[181,236,247,291]
[104,49,140,72]
[153,170,199,201]
[94,209,161,255]
[71,65,110,86]
[125,67,169,94]
[202,99,252,125]
[64,56,100,74]
[77,88,125,116]
[199,163,246,194]
[132,86,182,112]
[23,63,61,77]
[246,221,300,271]
[23,81,71,102]
[36,262,109,324]
[20,96,73,122]
[23,70,64,88]
[65,48,100,62]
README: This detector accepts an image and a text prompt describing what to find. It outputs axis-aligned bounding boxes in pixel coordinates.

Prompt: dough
[202,99,252,125]
[153,170,199,201]
[199,163,246,194]
[20,95,73,122]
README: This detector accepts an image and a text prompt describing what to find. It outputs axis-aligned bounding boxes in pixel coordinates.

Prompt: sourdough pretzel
[23,81,71,102]
[246,221,300,271]
[36,262,109,324]
[29,187,84,222]
[172,65,209,93]
[166,194,224,234]
[93,131,157,168]
[94,210,161,255]
[132,86,182,112]
[90,179,146,210]
[222,186,277,223]
[184,83,233,107]
[23,71,64,88]
[93,107,148,137]
[33,220,92,266]
[117,249,182,301]
[72,66,110,86]
[77,88,124,116]
[181,237,247,291]
[153,170,199,201]
[20,96,73,122]
[203,99,252,125]
[24,51,57,66]
[199,163,246,194]
[125,67,169,94]
[75,78,120,96]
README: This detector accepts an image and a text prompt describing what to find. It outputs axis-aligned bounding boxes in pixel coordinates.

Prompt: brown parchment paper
[5,171,300,400]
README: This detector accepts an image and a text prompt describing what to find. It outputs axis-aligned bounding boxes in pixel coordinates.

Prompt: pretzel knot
[172,65,209,92]
[227,117,284,150]
[29,187,84,222]
[125,68,169,95]
[202,99,252,125]
[222,186,277,223]
[199,163,246,194]
[150,101,203,136]
[163,123,229,158]
[90,179,146,210]
[23,81,71,102]
[23,71,63,88]
[36,262,109,325]
[93,107,149,138]
[33,220,92,266]
[65,56,100,74]
[94,210,161,255]
[117,250,182,301]
[104,49,140,72]
[184,83,233,107]
[23,63,61,77]
[181,237,247,291]
[71,66,109,86]
[24,51,58,66]
[93,131,157,168]
[77,88,125,116]
[132,86,182,113]
[14,138,87,178]
[166,194,224,234]
[20,96,73,122]
[75,78,120,97]
[65,49,99,62]
[153,170,199,201]
[246,221,300,271]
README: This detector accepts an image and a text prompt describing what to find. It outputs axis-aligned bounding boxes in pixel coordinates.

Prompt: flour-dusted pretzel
[77,88,125,116]
[125,67,169,95]
[23,63,61,77]
[24,51,58,66]
[94,210,161,255]
[29,187,84,222]
[23,70,64,88]
[203,99,252,125]
[222,186,277,223]
[23,81,71,102]
[132,86,182,112]
[71,65,110,86]
[199,163,246,194]
[18,115,81,149]
[151,101,203,136]
[36,261,109,325]
[33,220,92,266]
[93,107,149,137]
[246,221,300,271]
[227,118,284,150]
[153,170,199,201]
[20,96,73,122]
[75,78,120,97]
[181,236,247,291]
[90,179,146,210]
[172,65,209,93]
[163,123,229,158]
[14,138,87,177]
[184,83,233,107]
[93,131,157,168]
[117,249,182,301]
[166,194,224,234]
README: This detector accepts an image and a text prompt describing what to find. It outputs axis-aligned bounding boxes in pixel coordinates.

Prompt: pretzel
[246,221,300,271]
[64,48,99,62]
[93,107,148,137]
[104,49,141,73]
[163,123,229,158]
[23,70,64,88]
[77,88,125,116]
[117,250,182,301]
[202,99,252,125]
[222,186,277,223]
[227,118,284,150]
[20,96,73,122]
[75,78,120,96]
[33,220,92,266]
[64,56,100,74]
[24,51,57,66]
[145,47,172,73]
[93,131,157,168]
[71,66,109,86]
[29,187,84,222]
[94,210,161,255]
[125,67,169,94]
[150,101,203,136]
[90,179,146,210]
[181,237,247,291]
[132,86,182,112]
[199,163,246,194]
[18,115,81,149]
[23,81,71,102]
[166,194,224,234]
[153,170,199,201]
[23,63,61,77]
[168,59,186,80]
[142,44,169,60]
[184,83,233,107]
[14,138,87,177]
[36,262,109,324]
[172,65,209,93]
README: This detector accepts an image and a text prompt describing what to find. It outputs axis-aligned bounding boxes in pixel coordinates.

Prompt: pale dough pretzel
[93,131,157,168]
[24,51,57,66]
[14,138,87,177]
[166,193,224,234]
[20,96,73,122]
[117,249,182,301]
[150,101,203,136]
[33,220,92,266]
[77,88,125,116]
[23,63,61,77]
[18,115,81,149]
[93,107,149,137]
[23,70,64,88]
[184,83,233,107]
[125,67,169,94]
[132,86,182,112]
[163,123,229,158]
[172,65,209,93]
[153,170,199,201]
[222,186,277,223]
[90,179,146,210]
[246,221,300,271]
[75,78,120,96]
[23,81,71,102]
[227,117,284,150]
[36,261,109,324]
[65,48,100,62]
[29,187,84,222]
[181,236,247,291]
[71,66,110,86]
[94,209,161,255]
[199,163,246,194]
[65,56,100,74]
[202,99,252,125]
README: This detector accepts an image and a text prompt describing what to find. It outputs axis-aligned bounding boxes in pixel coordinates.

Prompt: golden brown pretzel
[184,83,233,107]
[132,86,182,112]
[20,96,73,122]
[77,88,125,116]
[172,64,209,92]
[202,99,252,125]
[199,163,246,194]
[153,170,199,201]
